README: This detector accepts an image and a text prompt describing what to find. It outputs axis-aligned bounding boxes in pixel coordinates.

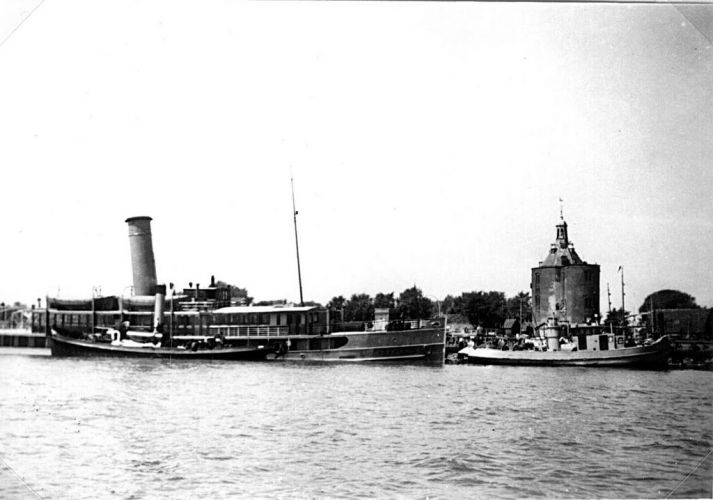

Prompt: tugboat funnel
[544,318,561,351]
[126,216,158,296]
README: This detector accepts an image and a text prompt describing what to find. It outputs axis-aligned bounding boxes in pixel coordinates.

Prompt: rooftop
[214,305,319,314]
[537,218,588,267]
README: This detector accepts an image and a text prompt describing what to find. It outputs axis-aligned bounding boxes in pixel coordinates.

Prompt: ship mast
[619,266,629,326]
[291,177,304,306]
[619,265,625,323]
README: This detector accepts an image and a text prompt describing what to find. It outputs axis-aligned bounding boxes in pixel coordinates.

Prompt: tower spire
[555,201,569,248]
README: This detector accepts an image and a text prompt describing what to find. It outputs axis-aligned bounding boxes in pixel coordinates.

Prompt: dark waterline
[0,354,711,499]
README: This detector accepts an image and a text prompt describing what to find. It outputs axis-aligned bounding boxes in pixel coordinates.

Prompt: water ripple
[0,356,711,498]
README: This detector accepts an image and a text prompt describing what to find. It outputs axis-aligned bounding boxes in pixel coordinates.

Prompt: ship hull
[49,332,270,361]
[458,337,670,369]
[273,328,446,363]
[49,327,446,363]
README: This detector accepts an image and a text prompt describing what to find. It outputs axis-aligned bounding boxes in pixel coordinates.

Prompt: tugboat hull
[458,337,670,369]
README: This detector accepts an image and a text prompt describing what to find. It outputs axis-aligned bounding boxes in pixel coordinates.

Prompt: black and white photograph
[1,0,711,498]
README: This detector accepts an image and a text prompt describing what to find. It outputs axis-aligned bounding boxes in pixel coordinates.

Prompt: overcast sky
[1,1,711,316]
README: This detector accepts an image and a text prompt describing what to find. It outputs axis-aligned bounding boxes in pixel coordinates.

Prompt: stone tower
[531,216,600,326]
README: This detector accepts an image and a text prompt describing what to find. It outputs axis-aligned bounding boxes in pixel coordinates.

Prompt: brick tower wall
[532,264,600,326]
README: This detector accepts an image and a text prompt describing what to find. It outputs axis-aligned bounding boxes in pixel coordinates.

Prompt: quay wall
[0,330,47,348]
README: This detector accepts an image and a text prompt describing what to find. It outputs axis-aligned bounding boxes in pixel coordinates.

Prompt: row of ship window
[33,311,322,328]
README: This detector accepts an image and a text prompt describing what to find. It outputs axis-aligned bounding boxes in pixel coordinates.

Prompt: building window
[535,273,540,286]
[535,296,540,307]
[585,298,592,308]
[585,270,592,282]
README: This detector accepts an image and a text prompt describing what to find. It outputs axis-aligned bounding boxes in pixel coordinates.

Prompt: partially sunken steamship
[42,217,446,363]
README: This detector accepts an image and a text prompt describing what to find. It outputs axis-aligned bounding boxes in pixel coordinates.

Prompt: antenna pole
[620,266,625,316]
[291,177,304,306]
[618,266,626,327]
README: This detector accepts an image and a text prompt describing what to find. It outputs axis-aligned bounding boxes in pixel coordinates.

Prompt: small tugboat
[457,319,670,369]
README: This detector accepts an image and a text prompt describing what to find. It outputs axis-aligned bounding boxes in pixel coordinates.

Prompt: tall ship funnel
[126,216,157,296]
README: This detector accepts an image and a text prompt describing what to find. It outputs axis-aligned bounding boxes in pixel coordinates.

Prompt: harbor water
[0,353,711,499]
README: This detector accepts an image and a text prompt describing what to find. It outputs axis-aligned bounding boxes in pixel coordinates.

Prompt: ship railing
[366,319,423,332]
[208,325,290,337]
[179,301,219,312]
[0,318,30,330]
[329,319,434,333]
[326,319,428,333]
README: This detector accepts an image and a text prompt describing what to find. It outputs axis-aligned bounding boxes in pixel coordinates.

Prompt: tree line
[326,287,533,328]
[216,279,703,329]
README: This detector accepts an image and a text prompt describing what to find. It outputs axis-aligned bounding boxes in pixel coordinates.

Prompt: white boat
[457,322,670,369]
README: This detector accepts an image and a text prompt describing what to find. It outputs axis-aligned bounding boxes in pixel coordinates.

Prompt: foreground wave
[0,356,711,499]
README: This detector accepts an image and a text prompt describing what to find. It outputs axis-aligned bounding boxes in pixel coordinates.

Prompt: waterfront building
[502,318,520,337]
[645,308,713,340]
[531,216,600,327]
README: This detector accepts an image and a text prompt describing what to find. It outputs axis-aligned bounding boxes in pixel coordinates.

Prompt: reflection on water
[0,354,711,499]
